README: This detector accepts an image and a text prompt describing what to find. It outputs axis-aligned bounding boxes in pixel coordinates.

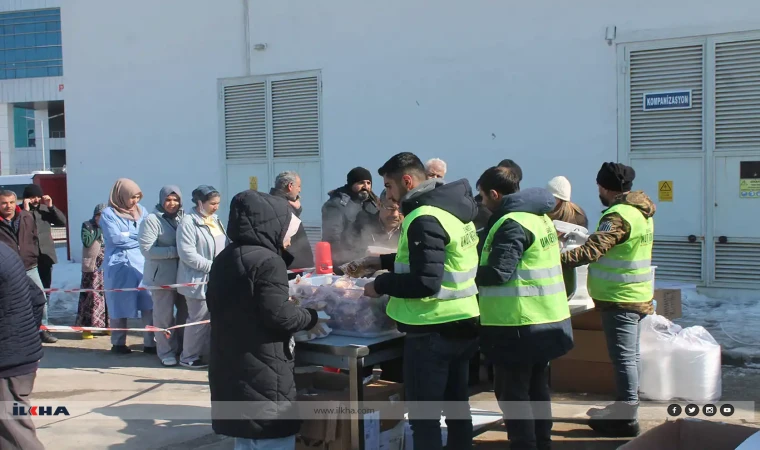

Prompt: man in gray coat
[138,186,189,366]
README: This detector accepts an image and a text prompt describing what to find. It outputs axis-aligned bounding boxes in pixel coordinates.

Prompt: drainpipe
[243,0,251,76]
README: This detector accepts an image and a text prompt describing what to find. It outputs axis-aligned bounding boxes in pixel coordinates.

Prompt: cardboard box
[562,330,610,363]
[295,371,404,450]
[570,309,603,331]
[550,358,616,394]
[552,330,614,394]
[619,419,759,450]
[654,288,682,320]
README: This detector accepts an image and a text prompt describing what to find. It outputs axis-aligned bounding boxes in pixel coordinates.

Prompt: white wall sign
[643,90,692,111]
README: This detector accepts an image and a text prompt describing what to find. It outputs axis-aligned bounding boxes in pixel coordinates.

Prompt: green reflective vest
[479,212,570,326]
[587,203,654,303]
[386,205,480,325]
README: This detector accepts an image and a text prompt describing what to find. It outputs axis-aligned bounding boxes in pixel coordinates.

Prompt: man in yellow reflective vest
[476,167,574,450]
[352,152,480,450]
[561,162,655,438]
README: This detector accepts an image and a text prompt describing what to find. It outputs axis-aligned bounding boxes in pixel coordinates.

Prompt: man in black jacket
[269,171,314,271]
[0,242,46,450]
[476,167,573,450]
[321,167,379,270]
[353,153,480,450]
[207,190,319,446]
[23,184,66,344]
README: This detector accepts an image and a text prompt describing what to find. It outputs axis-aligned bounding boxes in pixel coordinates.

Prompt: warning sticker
[249,176,258,191]
[658,180,673,202]
[740,161,760,198]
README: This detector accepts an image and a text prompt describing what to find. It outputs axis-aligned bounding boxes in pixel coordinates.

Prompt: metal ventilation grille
[224,82,267,160]
[272,77,320,159]
[304,225,322,251]
[629,45,704,152]
[715,242,760,284]
[715,39,760,151]
[652,239,703,282]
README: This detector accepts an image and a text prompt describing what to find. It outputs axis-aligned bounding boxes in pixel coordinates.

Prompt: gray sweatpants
[180,298,210,364]
[152,290,188,360]
[110,312,155,348]
[0,372,44,450]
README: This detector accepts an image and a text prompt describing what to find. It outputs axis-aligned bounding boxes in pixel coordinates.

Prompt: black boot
[588,402,640,437]
[40,330,58,344]
[111,345,132,354]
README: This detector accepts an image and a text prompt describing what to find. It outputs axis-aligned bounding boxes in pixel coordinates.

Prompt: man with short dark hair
[270,171,313,270]
[498,159,523,187]
[321,167,379,269]
[476,166,573,450]
[0,242,46,450]
[348,152,480,450]
[562,162,655,437]
[23,184,66,344]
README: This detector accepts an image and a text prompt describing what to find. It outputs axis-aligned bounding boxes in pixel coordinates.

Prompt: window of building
[0,9,62,80]
[13,106,35,148]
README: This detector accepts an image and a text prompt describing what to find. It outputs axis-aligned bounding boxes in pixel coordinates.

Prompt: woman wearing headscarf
[75,203,109,339]
[101,178,155,354]
[176,185,227,369]
[138,186,189,366]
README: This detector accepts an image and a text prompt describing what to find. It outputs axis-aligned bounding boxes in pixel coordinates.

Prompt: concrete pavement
[30,328,760,449]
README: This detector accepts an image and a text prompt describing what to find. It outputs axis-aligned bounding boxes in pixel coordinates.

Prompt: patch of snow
[48,246,82,321]
[673,286,760,366]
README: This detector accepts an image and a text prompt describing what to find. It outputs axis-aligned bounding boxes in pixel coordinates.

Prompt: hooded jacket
[374,179,480,337]
[476,188,574,365]
[0,206,40,270]
[561,191,656,315]
[269,188,314,270]
[321,185,379,268]
[138,186,185,286]
[207,190,318,440]
[0,242,45,378]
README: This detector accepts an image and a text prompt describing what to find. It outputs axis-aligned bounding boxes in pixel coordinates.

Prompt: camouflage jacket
[561,191,656,315]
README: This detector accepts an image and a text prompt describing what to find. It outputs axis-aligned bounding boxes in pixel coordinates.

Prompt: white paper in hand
[285,213,301,242]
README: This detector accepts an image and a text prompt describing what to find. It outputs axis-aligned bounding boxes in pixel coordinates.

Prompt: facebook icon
[668,404,683,417]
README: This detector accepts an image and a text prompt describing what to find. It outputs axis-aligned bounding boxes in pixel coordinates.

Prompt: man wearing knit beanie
[23,184,67,344]
[321,167,379,269]
[561,161,657,438]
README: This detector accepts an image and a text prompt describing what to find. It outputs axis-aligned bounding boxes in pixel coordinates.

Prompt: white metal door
[619,41,706,282]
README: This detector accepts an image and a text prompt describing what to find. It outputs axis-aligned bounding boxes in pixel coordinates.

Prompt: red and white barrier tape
[45,268,316,294]
[40,320,211,338]
[44,282,205,294]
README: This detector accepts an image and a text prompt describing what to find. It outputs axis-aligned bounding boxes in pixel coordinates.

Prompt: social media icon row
[668,404,734,417]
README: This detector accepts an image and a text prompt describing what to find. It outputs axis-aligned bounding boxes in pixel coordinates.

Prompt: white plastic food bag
[639,315,721,402]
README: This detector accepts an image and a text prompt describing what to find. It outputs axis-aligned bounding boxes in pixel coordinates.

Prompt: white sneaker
[161,357,178,367]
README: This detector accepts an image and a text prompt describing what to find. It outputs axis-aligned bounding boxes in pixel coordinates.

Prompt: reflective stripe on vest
[587,203,655,303]
[478,212,570,327]
[386,205,480,325]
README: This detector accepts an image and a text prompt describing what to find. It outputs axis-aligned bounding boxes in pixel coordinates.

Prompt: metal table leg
[348,354,365,450]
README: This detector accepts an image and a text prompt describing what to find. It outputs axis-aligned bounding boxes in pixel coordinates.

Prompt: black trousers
[37,258,53,289]
[493,362,553,450]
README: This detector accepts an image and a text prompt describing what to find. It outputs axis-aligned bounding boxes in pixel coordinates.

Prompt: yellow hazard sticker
[658,180,673,202]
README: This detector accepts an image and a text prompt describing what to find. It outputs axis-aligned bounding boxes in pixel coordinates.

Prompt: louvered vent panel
[304,225,321,252]
[630,45,704,152]
[715,242,760,284]
[224,83,267,160]
[715,39,760,151]
[272,77,320,159]
[652,239,703,282]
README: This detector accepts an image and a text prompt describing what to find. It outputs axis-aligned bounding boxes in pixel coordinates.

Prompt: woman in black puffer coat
[207,190,319,447]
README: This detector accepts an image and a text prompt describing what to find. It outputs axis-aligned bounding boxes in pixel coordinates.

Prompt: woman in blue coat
[101,178,156,354]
